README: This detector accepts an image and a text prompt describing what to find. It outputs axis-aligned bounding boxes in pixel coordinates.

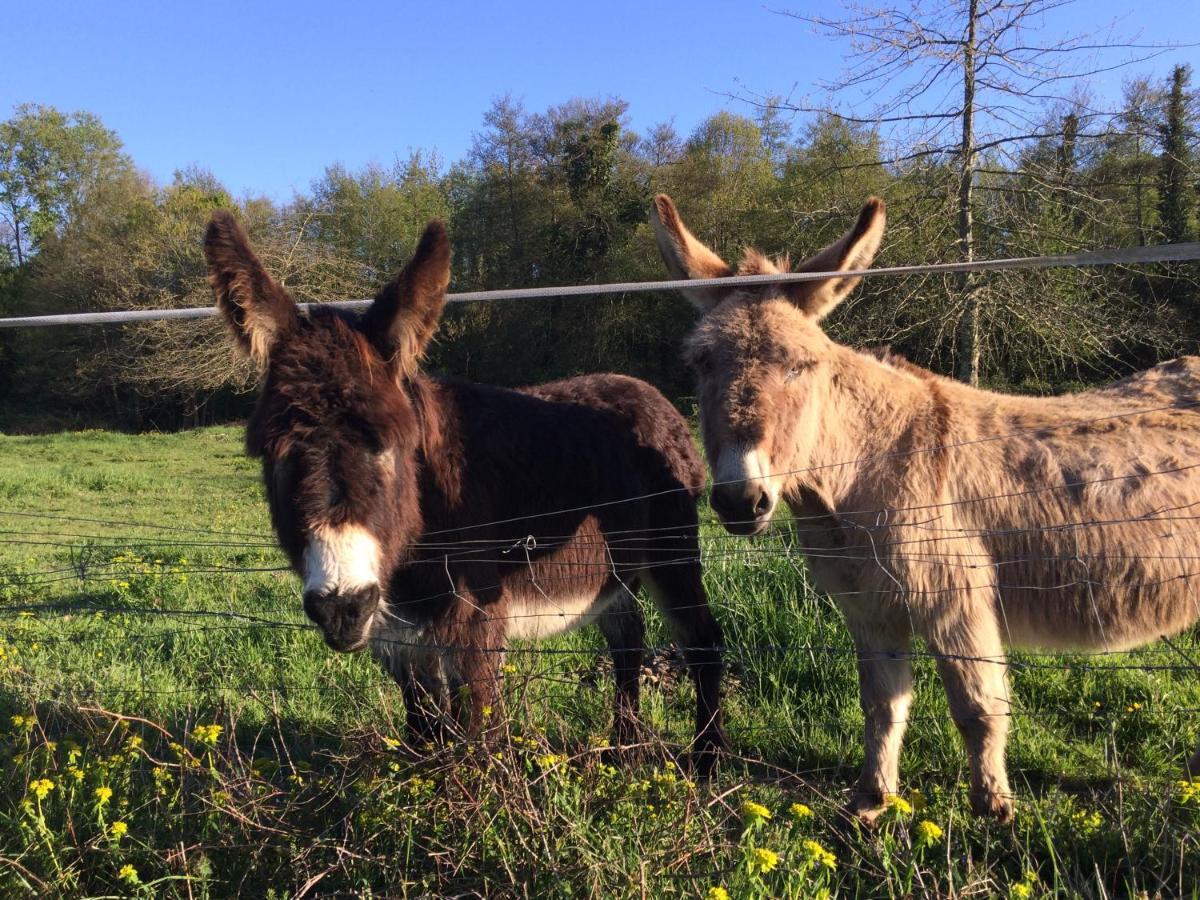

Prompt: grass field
[2,426,1200,898]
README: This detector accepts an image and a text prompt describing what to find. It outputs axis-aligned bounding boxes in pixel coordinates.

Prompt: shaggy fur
[204,213,726,767]
[652,192,1200,821]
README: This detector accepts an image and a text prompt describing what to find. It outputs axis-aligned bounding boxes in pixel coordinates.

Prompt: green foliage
[0,104,129,265]
[1158,64,1196,244]
[1,79,1198,430]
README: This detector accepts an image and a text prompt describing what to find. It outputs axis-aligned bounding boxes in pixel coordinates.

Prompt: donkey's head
[204,213,451,651]
[651,195,885,535]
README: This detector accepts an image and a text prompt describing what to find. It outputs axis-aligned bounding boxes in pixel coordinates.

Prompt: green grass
[1,426,1199,897]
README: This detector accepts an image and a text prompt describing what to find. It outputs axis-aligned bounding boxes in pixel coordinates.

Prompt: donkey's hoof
[970,788,1014,823]
[844,792,886,827]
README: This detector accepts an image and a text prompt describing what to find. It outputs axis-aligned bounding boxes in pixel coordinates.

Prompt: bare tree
[740,0,1180,384]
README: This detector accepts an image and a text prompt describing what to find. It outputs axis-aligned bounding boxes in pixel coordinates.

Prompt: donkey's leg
[642,553,727,777]
[596,587,647,761]
[448,611,506,744]
[924,600,1014,822]
[841,608,914,824]
[373,650,449,748]
[1188,745,1200,778]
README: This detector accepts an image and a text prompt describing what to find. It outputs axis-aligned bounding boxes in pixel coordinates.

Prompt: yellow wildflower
[191,723,223,745]
[30,778,54,800]
[741,800,772,824]
[751,847,780,874]
[1070,809,1103,834]
[802,839,837,871]
[94,786,113,805]
[885,793,914,816]
[118,863,139,884]
[1177,779,1200,804]
[109,821,128,839]
[1011,884,1032,899]
[789,802,814,821]
[707,888,731,900]
[915,819,944,846]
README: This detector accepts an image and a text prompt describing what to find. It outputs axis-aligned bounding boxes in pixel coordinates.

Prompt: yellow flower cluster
[1070,808,1103,835]
[109,821,128,839]
[789,802,814,821]
[802,839,837,871]
[751,847,779,874]
[118,863,139,884]
[94,785,113,805]
[915,819,944,846]
[10,714,34,732]
[191,723,223,746]
[1010,870,1038,898]
[706,887,730,900]
[1176,778,1200,804]
[535,753,566,769]
[741,800,772,824]
[885,793,913,816]
[30,778,54,800]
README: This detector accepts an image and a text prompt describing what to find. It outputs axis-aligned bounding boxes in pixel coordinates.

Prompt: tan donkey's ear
[650,194,736,312]
[785,197,886,320]
[361,220,452,377]
[204,211,298,365]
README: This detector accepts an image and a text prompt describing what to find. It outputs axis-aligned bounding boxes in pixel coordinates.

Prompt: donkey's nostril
[753,491,772,517]
[303,590,330,626]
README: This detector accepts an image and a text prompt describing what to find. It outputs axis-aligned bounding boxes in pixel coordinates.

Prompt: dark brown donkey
[204,213,726,768]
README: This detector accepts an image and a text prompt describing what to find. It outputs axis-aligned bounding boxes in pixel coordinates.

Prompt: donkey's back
[949,356,1200,651]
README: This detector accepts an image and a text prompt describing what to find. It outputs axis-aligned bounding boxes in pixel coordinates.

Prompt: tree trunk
[955,0,981,386]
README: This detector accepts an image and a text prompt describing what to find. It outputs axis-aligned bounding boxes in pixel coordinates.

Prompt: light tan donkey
[652,193,1200,822]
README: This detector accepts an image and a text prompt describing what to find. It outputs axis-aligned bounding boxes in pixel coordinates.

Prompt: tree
[1158,64,1196,244]
[743,0,1174,384]
[0,104,128,265]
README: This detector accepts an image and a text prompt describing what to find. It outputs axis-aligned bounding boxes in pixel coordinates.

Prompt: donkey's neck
[797,344,948,511]
[407,375,462,513]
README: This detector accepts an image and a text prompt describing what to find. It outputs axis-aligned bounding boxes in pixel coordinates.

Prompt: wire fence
[1,240,1199,329]
[5,398,1200,686]
[1,243,1199,837]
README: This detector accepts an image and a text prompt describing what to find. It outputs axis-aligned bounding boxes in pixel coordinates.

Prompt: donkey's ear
[785,198,885,320]
[362,220,452,374]
[204,210,298,365]
[650,194,736,312]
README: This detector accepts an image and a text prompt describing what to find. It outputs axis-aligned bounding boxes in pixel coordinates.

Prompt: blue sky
[3,0,1196,201]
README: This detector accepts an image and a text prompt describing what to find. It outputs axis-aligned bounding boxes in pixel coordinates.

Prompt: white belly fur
[503,588,621,641]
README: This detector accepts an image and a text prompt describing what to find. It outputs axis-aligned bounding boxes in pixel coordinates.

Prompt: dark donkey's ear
[362,220,452,376]
[785,198,886,321]
[650,194,736,312]
[204,211,298,365]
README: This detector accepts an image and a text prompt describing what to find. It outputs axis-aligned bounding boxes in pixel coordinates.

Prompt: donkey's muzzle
[710,483,774,536]
[303,584,381,652]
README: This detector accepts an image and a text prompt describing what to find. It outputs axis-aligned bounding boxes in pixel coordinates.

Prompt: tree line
[0,65,1196,431]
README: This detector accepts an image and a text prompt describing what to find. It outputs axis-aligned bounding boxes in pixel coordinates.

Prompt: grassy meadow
[1,426,1199,897]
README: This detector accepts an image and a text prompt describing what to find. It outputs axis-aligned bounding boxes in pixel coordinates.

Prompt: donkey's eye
[784,367,802,382]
